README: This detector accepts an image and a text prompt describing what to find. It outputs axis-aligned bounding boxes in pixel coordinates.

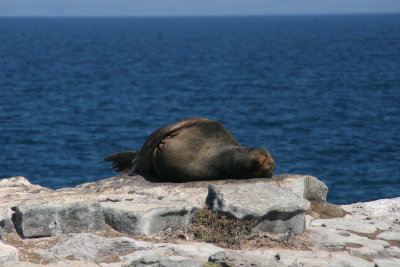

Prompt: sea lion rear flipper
[104,150,139,172]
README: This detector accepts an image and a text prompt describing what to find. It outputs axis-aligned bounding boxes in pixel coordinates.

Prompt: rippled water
[1,15,399,204]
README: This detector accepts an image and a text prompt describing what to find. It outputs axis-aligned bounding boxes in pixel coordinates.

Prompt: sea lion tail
[104,150,139,172]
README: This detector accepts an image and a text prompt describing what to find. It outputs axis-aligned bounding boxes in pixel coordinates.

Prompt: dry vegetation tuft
[190,208,254,249]
[156,207,311,250]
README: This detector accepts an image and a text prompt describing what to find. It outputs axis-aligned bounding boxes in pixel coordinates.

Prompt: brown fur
[105,117,275,181]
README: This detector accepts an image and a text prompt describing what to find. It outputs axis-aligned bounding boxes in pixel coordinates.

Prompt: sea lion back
[150,119,240,180]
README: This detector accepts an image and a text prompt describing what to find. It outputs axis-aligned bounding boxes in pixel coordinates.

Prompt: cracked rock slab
[35,233,221,266]
[35,233,152,262]
[206,182,309,235]
[14,202,105,238]
[102,200,198,237]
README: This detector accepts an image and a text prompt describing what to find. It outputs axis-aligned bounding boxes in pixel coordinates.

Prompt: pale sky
[0,0,399,16]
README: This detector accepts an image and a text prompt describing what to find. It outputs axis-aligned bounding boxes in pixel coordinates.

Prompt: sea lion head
[216,146,275,179]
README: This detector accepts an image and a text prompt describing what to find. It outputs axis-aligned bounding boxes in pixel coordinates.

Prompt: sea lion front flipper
[132,117,211,173]
[104,150,139,172]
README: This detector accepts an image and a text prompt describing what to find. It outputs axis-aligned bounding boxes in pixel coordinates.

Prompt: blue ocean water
[0,14,399,204]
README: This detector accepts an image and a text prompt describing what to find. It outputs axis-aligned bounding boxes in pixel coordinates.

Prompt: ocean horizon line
[0,12,399,19]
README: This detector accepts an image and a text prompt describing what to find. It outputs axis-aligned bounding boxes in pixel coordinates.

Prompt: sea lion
[104,117,274,181]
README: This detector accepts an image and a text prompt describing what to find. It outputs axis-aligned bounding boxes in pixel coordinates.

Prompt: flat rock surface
[0,174,326,211]
[0,240,19,265]
[207,182,310,217]
[15,202,105,238]
[0,174,323,239]
[0,175,399,266]
[102,200,197,237]
[207,182,310,234]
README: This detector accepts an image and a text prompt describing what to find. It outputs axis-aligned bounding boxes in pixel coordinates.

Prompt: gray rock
[0,219,14,235]
[36,233,216,266]
[209,251,285,267]
[0,240,18,265]
[123,248,204,267]
[303,175,329,203]
[120,240,222,266]
[0,208,14,234]
[102,200,197,237]
[206,182,309,234]
[273,174,328,203]
[36,233,152,262]
[0,174,326,238]
[1,206,16,240]
[14,202,105,238]
[2,175,399,267]
[152,242,224,259]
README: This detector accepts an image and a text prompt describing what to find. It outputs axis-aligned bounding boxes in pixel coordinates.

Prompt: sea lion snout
[250,150,275,177]
[258,152,268,165]
[255,150,274,168]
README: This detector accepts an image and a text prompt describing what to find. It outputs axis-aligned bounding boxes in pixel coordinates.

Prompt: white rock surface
[152,241,223,259]
[0,240,19,265]
[246,249,374,267]
[122,248,204,267]
[377,230,400,241]
[309,215,391,234]
[342,197,400,217]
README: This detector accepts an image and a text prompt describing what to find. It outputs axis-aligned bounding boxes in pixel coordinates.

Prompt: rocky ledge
[0,174,399,267]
